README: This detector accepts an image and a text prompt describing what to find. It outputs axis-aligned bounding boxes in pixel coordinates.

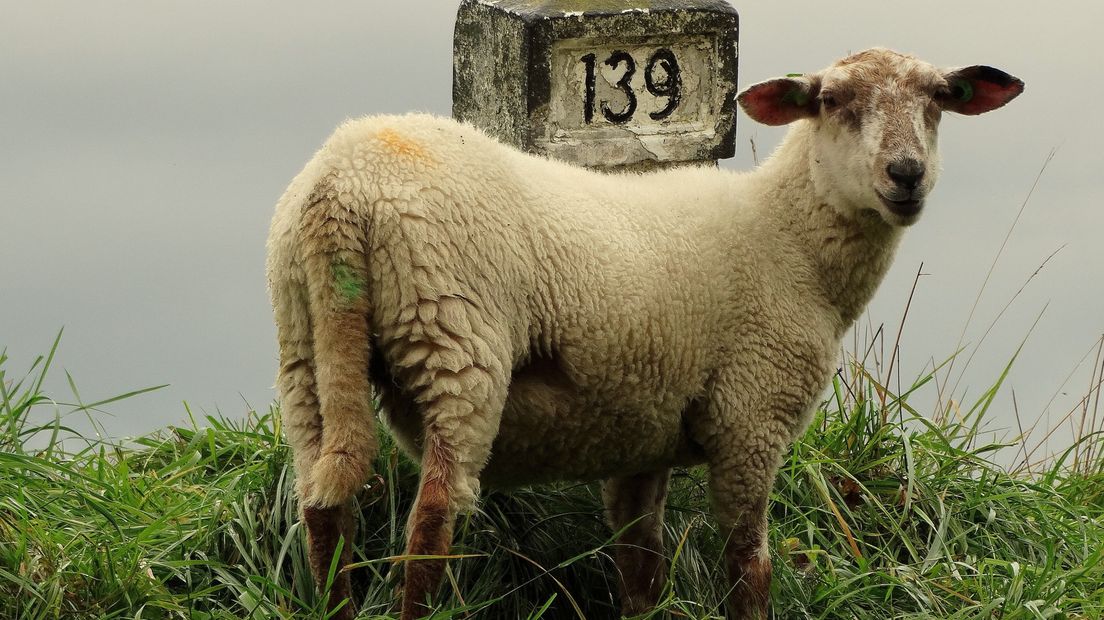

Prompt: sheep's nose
[886,159,925,190]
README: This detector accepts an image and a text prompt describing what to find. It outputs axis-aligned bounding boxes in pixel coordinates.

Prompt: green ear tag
[952,78,974,103]
[782,86,810,107]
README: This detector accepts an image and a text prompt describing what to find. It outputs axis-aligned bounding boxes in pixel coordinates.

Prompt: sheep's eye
[820,93,838,109]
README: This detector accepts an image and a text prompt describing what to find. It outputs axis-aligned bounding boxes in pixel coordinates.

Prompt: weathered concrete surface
[453,0,739,170]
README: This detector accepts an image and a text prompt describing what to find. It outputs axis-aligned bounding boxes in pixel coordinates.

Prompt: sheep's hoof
[310,451,371,507]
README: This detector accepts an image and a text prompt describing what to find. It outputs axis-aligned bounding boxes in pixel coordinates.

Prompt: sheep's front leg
[693,392,790,619]
[602,469,671,615]
[707,443,785,620]
[712,490,771,620]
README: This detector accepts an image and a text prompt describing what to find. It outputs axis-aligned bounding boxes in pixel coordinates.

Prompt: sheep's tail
[296,183,378,508]
[271,254,325,504]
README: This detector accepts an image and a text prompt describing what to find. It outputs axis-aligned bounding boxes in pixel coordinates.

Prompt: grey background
[1,1,1100,459]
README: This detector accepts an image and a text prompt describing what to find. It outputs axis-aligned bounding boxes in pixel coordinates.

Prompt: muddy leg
[396,386,503,618]
[302,502,356,620]
[384,288,507,617]
[691,376,790,619]
[273,269,358,618]
[602,469,672,615]
[715,497,771,620]
[400,436,459,619]
[707,453,779,620]
[298,240,376,616]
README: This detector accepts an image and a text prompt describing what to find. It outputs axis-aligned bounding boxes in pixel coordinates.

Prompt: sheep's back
[288,114,766,485]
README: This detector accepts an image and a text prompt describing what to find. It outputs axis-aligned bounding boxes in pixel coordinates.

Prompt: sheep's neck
[759,124,903,330]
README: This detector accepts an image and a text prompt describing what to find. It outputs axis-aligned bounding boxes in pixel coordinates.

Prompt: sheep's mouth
[877,193,924,218]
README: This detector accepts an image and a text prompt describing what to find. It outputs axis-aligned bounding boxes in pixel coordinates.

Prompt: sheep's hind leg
[302,503,355,619]
[399,431,460,619]
[300,241,377,618]
[273,273,356,619]
[400,400,503,618]
[396,324,507,619]
[602,469,672,615]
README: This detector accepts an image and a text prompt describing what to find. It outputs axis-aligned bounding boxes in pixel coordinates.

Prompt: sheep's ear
[737,76,820,126]
[940,66,1024,115]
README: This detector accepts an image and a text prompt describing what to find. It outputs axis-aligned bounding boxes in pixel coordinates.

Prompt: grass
[1,333,1102,619]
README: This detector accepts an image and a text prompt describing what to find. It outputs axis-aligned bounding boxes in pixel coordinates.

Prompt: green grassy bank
[1,337,1101,619]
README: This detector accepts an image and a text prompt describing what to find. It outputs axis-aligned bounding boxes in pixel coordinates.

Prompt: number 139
[581,49,682,125]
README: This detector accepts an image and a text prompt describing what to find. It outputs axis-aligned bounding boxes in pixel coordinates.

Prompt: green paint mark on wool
[332,261,365,304]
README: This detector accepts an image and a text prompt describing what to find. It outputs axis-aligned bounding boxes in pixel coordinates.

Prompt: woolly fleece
[266,48,1023,619]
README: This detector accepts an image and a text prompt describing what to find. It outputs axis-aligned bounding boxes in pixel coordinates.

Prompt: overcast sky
[2,1,1100,459]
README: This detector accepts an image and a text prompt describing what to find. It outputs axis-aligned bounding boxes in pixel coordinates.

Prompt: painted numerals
[581,49,682,125]
[543,35,723,166]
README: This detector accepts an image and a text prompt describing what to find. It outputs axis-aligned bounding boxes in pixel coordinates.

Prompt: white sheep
[267,48,1023,619]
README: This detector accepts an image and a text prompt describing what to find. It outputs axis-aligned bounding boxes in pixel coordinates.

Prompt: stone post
[453,0,739,172]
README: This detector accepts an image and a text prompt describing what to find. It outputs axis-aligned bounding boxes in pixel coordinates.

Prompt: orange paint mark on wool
[377,128,430,161]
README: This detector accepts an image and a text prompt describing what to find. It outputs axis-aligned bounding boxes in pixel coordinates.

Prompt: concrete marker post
[453,0,740,172]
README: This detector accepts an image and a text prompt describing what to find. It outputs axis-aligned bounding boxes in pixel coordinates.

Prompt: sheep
[266,47,1023,619]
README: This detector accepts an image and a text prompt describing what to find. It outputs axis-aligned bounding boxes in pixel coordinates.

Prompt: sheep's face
[737,48,1023,227]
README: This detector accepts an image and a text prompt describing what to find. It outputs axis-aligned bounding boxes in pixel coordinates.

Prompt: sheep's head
[737,48,1023,226]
